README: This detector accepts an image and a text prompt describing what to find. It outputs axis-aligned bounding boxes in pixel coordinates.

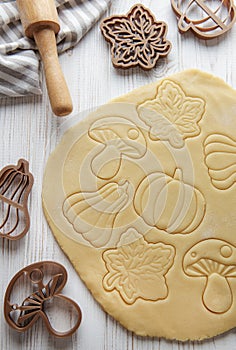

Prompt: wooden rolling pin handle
[34,27,73,117]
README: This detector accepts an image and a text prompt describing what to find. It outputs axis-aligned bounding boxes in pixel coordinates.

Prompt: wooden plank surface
[1,0,236,349]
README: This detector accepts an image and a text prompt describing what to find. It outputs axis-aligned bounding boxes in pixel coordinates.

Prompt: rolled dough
[42,69,236,341]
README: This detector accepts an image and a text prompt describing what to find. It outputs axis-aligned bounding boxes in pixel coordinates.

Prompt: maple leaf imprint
[138,80,205,148]
[100,4,171,70]
[102,233,175,304]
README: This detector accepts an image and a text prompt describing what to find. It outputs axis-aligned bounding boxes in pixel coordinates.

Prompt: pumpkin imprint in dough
[137,80,205,149]
[63,181,133,248]
[88,117,146,180]
[103,229,175,304]
[134,168,206,234]
[204,134,236,190]
[183,239,236,314]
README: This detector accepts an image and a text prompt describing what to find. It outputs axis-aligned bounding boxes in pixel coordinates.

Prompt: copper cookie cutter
[4,261,82,337]
[0,159,33,240]
[171,0,236,39]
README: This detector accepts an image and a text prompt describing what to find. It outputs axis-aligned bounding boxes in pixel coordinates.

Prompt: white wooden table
[1,0,236,349]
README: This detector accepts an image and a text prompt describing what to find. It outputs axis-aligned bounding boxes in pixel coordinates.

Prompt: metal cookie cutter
[4,261,82,337]
[0,159,34,240]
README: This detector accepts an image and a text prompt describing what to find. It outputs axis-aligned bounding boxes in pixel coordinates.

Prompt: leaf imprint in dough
[103,234,175,304]
[138,80,205,148]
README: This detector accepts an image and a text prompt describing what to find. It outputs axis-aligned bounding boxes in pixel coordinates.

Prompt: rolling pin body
[16,0,73,116]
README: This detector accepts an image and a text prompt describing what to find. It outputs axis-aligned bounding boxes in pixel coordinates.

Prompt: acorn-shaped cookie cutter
[0,159,34,240]
[4,261,82,337]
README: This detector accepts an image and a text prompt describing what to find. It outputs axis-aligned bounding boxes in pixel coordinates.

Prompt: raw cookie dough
[42,69,236,341]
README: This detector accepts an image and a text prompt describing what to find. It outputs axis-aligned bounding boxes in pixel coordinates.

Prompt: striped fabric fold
[0,0,110,97]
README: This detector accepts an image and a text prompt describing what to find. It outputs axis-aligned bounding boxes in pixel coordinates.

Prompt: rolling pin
[16,0,73,116]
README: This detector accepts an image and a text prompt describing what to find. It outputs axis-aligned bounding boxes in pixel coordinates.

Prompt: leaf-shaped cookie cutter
[0,159,34,240]
[100,4,171,70]
[4,261,82,337]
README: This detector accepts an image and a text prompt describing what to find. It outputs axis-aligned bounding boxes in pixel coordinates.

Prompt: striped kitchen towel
[0,0,110,97]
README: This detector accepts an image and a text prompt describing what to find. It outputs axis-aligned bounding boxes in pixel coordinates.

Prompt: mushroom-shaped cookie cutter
[88,116,146,180]
[4,261,82,337]
[183,239,236,314]
[0,159,34,240]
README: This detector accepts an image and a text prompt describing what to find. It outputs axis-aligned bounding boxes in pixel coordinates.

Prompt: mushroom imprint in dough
[88,116,146,180]
[183,239,236,314]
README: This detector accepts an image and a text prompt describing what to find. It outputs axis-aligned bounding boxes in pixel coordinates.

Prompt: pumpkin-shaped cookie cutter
[4,261,82,337]
[171,0,236,39]
[0,159,34,240]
